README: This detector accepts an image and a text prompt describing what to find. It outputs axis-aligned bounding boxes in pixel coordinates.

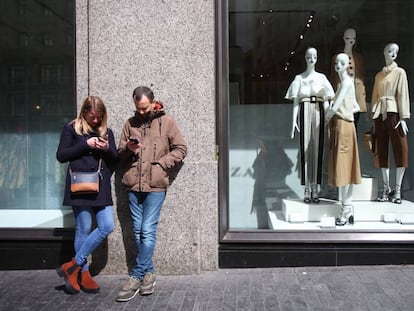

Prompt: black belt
[299,96,324,103]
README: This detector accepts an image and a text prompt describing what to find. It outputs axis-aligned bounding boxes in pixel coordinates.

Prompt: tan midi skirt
[328,116,361,187]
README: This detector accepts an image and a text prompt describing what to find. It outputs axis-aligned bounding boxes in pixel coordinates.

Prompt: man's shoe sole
[115,289,140,302]
[140,281,156,295]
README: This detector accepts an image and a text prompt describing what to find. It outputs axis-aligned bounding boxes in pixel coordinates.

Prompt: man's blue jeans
[72,205,114,271]
[128,191,166,281]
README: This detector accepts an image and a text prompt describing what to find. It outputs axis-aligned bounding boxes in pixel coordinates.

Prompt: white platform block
[338,177,378,201]
[399,214,414,224]
[320,216,336,228]
[289,213,305,223]
[282,199,341,222]
[383,213,398,223]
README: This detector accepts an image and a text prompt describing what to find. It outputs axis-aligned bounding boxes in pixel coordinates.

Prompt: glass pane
[0,0,75,227]
[228,0,414,231]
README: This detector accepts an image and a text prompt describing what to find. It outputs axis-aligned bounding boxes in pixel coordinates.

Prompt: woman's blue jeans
[72,205,114,270]
[128,191,166,281]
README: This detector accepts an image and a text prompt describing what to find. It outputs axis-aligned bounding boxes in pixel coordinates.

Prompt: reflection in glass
[0,1,75,227]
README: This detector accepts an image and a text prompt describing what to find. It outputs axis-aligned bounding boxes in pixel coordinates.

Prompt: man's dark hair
[132,86,154,102]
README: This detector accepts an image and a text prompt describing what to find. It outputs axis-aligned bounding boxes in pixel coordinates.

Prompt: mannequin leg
[311,184,319,203]
[302,106,311,204]
[336,185,354,226]
[392,167,405,204]
[341,184,353,206]
[310,106,320,203]
[304,183,311,203]
[377,168,391,202]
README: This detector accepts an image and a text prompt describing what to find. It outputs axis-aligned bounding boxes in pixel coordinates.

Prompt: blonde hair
[73,96,108,137]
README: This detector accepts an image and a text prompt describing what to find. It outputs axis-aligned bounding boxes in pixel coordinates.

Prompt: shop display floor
[267,197,414,230]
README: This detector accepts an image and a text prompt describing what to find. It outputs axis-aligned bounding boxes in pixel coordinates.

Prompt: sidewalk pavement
[1,265,414,311]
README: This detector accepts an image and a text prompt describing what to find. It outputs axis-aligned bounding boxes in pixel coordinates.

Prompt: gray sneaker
[116,277,141,302]
[140,273,156,295]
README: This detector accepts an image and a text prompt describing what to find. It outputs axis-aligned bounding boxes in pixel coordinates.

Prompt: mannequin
[285,47,335,203]
[331,28,367,130]
[371,43,410,204]
[326,53,362,226]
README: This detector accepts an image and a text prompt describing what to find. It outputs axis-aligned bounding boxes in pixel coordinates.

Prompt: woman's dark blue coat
[56,122,118,207]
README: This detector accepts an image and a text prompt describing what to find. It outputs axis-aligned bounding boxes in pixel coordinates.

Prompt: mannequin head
[304,47,317,66]
[384,43,399,65]
[343,28,356,48]
[335,53,349,74]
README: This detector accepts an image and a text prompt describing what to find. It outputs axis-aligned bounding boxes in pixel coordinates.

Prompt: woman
[285,47,335,203]
[326,53,362,226]
[56,96,117,294]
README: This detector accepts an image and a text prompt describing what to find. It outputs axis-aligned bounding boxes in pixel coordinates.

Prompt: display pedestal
[338,177,378,201]
[282,199,340,222]
[267,198,414,229]
[265,176,414,229]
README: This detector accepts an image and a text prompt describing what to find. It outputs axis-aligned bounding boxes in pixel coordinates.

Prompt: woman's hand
[87,137,109,151]
[96,136,109,151]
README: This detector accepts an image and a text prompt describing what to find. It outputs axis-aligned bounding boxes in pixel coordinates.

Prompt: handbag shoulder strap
[69,157,103,174]
[97,158,102,171]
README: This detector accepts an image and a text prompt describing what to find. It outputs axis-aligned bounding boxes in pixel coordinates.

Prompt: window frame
[216,0,414,244]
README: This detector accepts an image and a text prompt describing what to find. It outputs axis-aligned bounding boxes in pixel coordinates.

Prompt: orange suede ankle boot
[78,270,100,293]
[56,258,81,294]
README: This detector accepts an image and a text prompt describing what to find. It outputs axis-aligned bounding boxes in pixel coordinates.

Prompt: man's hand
[126,140,143,153]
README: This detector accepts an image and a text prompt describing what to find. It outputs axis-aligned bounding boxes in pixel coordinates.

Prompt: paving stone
[2,265,414,310]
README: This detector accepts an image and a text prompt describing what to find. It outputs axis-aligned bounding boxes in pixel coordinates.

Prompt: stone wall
[75,0,218,275]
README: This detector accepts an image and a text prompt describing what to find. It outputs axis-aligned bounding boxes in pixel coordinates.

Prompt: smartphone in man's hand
[128,137,140,145]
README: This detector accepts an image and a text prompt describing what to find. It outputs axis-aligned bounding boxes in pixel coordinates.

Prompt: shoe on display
[311,184,319,203]
[335,205,354,226]
[304,187,311,203]
[377,187,393,202]
[392,190,402,204]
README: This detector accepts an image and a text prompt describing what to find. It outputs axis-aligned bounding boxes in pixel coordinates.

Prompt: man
[116,86,187,302]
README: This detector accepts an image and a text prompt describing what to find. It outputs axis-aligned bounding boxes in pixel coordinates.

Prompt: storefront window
[0,0,75,227]
[228,0,414,232]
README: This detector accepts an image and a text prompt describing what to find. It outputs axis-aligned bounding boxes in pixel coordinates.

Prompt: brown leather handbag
[69,159,102,194]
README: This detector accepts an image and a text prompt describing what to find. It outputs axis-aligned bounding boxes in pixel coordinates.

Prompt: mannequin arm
[291,101,299,138]
[395,119,409,135]
[323,100,330,112]
[323,98,332,119]
[325,109,335,123]
[326,79,351,123]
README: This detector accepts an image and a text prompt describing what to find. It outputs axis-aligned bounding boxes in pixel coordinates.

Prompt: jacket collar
[382,62,398,74]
